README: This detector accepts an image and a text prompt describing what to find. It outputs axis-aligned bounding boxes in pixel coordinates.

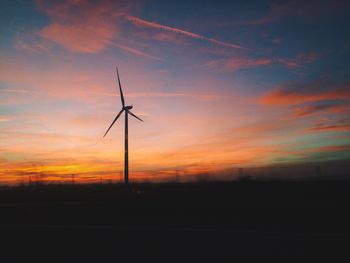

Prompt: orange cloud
[292,104,349,117]
[282,144,350,158]
[306,145,350,154]
[234,120,294,134]
[307,124,350,132]
[260,85,350,106]
[125,15,248,50]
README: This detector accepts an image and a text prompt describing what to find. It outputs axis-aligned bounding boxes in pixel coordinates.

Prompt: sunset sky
[1,0,350,184]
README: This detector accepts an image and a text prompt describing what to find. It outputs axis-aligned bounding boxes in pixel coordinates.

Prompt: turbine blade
[116,66,125,107]
[103,109,124,138]
[128,111,143,122]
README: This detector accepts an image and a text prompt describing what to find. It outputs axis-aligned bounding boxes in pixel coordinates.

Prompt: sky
[1,0,350,184]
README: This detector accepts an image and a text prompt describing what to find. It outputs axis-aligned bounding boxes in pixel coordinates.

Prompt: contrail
[113,43,162,61]
[126,15,249,50]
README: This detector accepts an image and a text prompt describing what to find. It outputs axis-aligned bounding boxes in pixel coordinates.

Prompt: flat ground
[0,180,349,260]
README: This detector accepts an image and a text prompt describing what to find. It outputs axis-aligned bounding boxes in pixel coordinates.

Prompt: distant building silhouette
[315,166,322,177]
[238,168,244,178]
[176,170,180,183]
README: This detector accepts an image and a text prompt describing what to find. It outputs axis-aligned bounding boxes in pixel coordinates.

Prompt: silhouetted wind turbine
[103,66,143,184]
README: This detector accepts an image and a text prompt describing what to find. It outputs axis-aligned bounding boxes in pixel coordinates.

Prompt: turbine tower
[103,66,143,184]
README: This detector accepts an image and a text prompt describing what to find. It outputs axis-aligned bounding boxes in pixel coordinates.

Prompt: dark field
[1,180,349,260]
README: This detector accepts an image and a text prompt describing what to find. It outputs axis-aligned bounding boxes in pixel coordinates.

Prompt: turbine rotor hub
[124,105,133,110]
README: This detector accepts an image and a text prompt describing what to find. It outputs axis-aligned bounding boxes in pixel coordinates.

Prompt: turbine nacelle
[124,105,133,110]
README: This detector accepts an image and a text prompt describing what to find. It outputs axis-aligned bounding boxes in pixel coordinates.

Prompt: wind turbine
[103,66,143,184]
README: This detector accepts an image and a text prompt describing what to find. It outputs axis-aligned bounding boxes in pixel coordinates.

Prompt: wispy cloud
[307,124,350,132]
[277,52,320,69]
[310,145,350,153]
[205,57,272,71]
[125,15,249,50]
[272,37,282,44]
[234,118,298,136]
[15,39,49,54]
[0,89,38,94]
[204,52,319,72]
[260,81,350,106]
[0,117,11,122]
[292,104,349,118]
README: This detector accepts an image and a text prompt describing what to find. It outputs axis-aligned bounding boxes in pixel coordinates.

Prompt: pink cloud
[272,38,282,44]
[29,1,250,58]
[153,32,179,42]
[39,22,114,53]
[277,52,320,69]
[127,30,186,46]
[0,116,11,122]
[33,0,160,59]
[296,52,320,63]
[35,0,118,53]
[1,89,36,94]
[206,57,272,71]
[276,58,303,69]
